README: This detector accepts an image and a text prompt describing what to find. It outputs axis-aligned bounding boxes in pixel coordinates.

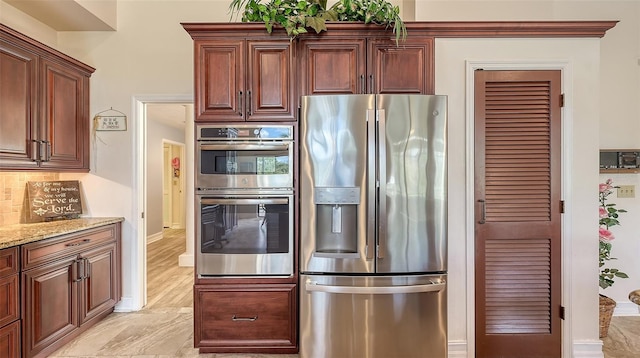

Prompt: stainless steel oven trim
[200,197,289,205]
[196,192,294,277]
[196,124,294,141]
[195,125,294,190]
[199,143,290,151]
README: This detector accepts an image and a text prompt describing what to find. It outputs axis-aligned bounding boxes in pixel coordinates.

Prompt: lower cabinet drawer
[194,284,296,352]
[22,224,117,270]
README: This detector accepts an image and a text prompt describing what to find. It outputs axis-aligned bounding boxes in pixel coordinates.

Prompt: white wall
[147,121,184,237]
[3,1,640,356]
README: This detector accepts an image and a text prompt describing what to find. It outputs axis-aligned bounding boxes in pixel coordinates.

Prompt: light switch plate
[617,185,635,198]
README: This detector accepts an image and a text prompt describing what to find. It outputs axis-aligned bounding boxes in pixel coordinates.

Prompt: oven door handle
[199,143,289,151]
[200,198,289,205]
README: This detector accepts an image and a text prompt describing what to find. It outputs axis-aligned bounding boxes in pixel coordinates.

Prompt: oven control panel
[198,125,293,140]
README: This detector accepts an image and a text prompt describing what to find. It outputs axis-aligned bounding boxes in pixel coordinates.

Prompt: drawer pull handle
[232,315,257,322]
[66,239,91,247]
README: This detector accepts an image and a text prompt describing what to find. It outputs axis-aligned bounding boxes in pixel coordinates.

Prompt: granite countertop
[0,217,124,249]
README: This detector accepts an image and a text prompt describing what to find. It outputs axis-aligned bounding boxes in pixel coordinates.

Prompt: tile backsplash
[0,172,59,225]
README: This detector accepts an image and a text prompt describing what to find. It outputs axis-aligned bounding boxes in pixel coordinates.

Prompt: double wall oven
[196,124,294,277]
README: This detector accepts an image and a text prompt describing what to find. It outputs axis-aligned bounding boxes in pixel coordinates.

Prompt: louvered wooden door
[474,70,562,357]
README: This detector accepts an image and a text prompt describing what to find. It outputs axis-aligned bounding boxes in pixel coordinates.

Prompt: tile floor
[602,316,640,358]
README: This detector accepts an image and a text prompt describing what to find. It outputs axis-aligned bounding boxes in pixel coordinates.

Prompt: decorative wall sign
[94,107,127,131]
[27,181,83,221]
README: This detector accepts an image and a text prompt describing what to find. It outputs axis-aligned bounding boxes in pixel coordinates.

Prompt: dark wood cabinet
[21,223,121,358]
[37,57,90,170]
[0,321,20,358]
[0,24,94,172]
[194,284,297,353]
[368,38,434,94]
[0,247,20,358]
[298,38,366,95]
[0,38,39,169]
[298,36,433,96]
[22,257,78,357]
[193,38,295,122]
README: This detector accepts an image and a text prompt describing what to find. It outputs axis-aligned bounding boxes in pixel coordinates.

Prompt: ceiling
[146,104,190,130]
[4,0,116,31]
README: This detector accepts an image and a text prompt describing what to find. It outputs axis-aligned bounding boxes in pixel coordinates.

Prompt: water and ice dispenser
[314,187,360,256]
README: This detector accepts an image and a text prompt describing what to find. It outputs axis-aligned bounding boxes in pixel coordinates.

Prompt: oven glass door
[197,143,293,189]
[197,195,293,276]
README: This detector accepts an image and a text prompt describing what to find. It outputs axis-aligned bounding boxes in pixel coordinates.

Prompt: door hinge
[560,200,565,214]
[560,306,565,320]
[560,93,565,108]
[141,212,145,219]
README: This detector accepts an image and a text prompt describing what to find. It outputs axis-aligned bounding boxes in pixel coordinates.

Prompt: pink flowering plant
[599,179,629,289]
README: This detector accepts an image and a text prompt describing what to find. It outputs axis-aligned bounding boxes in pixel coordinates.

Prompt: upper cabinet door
[298,39,367,96]
[1,24,94,172]
[195,41,245,121]
[39,58,89,170]
[246,41,295,121]
[0,40,39,169]
[195,39,294,122]
[368,37,434,95]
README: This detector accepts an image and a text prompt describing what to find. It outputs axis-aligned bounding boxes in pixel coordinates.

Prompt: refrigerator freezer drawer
[299,274,447,358]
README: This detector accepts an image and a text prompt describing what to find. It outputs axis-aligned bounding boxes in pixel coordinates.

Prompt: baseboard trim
[614,301,640,316]
[147,231,163,244]
[114,296,139,312]
[448,340,468,357]
[572,340,604,358]
[178,252,194,267]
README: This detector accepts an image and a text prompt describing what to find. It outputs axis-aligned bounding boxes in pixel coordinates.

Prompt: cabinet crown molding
[182,21,618,39]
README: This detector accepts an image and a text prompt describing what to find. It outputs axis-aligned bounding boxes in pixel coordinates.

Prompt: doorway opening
[133,95,194,309]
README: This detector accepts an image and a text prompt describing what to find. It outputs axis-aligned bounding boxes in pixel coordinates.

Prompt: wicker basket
[599,294,616,338]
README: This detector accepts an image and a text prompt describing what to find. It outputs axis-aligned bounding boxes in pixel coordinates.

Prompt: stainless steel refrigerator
[299,94,447,358]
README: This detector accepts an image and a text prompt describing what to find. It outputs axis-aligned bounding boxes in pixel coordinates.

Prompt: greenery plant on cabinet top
[229,0,407,43]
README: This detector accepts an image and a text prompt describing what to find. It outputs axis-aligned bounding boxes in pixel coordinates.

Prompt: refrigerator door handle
[305,280,446,295]
[366,109,376,260]
[377,108,387,259]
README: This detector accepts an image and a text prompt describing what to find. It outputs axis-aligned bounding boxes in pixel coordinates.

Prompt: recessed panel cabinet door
[368,38,434,94]
[195,41,244,121]
[0,39,39,169]
[246,41,295,121]
[0,321,20,358]
[38,58,89,170]
[80,243,119,325]
[299,39,366,95]
[22,259,78,358]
